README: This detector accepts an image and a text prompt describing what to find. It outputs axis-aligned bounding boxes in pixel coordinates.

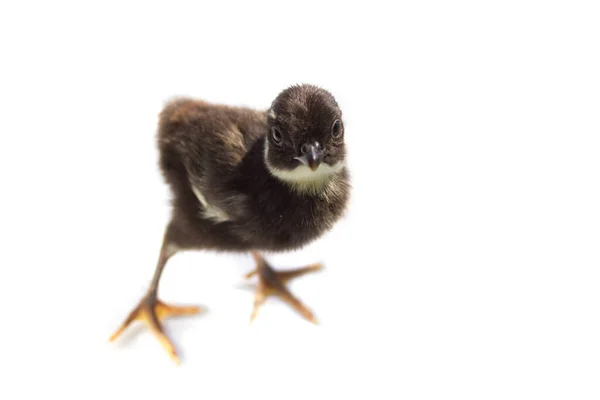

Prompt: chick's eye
[271,127,283,145]
[331,119,342,138]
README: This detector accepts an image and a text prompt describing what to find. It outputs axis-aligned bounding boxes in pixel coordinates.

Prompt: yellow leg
[109,235,203,364]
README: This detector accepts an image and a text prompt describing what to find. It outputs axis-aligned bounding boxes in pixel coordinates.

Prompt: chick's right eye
[271,127,283,144]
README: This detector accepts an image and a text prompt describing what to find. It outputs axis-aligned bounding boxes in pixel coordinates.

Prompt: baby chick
[109,84,350,363]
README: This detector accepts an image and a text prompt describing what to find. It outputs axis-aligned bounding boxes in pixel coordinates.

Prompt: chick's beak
[295,143,324,171]
[306,145,323,171]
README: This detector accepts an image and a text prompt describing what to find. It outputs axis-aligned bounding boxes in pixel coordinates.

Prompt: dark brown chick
[109,84,351,363]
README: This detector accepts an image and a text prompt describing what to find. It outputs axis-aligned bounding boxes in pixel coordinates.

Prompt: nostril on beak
[301,142,323,155]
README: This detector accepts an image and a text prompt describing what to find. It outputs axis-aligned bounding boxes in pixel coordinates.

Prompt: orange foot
[244,252,323,324]
[109,294,203,364]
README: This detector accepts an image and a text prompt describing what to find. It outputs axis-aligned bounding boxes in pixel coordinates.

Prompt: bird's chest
[253,193,336,250]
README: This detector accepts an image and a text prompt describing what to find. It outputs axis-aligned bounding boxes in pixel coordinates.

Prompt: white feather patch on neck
[264,140,344,194]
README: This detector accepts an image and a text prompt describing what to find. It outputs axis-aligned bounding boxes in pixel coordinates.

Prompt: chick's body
[110,84,350,363]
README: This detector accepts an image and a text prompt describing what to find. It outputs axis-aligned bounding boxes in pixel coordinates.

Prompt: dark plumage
[110,84,351,363]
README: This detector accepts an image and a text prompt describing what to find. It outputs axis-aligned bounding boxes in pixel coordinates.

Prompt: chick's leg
[244,251,323,324]
[109,240,204,364]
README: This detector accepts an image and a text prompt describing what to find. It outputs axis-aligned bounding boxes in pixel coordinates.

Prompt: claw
[244,253,322,324]
[109,296,203,364]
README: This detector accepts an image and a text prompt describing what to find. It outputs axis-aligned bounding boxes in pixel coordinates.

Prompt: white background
[1,1,599,399]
